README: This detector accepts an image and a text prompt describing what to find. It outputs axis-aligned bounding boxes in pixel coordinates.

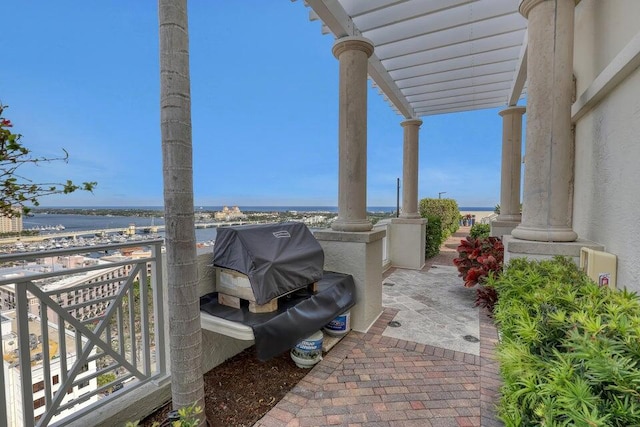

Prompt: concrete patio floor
[255,228,504,427]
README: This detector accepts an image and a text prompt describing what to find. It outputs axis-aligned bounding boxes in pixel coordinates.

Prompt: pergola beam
[305,0,417,119]
[507,29,528,106]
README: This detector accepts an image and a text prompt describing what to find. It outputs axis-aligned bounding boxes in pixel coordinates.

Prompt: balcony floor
[255,228,503,427]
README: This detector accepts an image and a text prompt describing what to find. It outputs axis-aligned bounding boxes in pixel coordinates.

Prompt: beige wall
[572,0,640,290]
[574,0,640,94]
[196,252,252,372]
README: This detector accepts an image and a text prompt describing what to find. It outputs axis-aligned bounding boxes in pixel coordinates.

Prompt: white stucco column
[400,119,422,219]
[389,118,426,270]
[512,0,578,242]
[331,36,374,232]
[497,107,525,222]
[316,36,384,333]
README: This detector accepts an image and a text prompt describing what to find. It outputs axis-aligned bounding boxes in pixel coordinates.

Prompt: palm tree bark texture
[158,0,206,421]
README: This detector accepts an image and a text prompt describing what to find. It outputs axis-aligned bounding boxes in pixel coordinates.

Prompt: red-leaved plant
[453,236,504,287]
[453,236,504,313]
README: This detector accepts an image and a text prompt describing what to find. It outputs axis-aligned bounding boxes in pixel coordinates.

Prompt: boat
[142,217,158,234]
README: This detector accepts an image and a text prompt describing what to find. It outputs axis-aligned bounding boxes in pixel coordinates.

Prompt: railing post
[0,325,7,427]
[151,242,167,378]
[16,280,35,424]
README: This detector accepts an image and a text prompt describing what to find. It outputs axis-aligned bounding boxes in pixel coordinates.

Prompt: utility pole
[396,178,400,218]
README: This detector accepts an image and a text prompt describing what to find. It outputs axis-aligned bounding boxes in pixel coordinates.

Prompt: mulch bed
[140,346,308,426]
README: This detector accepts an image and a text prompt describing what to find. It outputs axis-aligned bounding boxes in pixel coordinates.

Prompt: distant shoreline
[32,205,495,213]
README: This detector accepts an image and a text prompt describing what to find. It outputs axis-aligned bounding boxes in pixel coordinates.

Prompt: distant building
[0,253,145,322]
[0,210,23,234]
[0,250,155,424]
[214,206,246,221]
[2,310,98,426]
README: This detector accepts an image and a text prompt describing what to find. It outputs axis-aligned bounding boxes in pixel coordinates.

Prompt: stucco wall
[573,0,640,290]
[574,0,640,95]
[197,252,253,372]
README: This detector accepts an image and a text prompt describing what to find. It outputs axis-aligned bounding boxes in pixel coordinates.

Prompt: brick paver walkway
[255,225,503,427]
[256,307,502,427]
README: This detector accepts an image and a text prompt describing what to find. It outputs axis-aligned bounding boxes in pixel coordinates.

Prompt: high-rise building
[0,210,23,234]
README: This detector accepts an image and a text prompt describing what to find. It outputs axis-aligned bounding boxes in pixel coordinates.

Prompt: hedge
[418,198,460,240]
[424,215,442,259]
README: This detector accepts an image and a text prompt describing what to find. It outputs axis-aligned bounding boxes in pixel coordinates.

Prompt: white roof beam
[397,61,517,89]
[406,81,511,102]
[364,0,520,46]
[306,0,417,118]
[401,71,513,96]
[383,30,525,71]
[407,84,512,100]
[416,101,507,116]
[390,46,522,80]
[507,30,528,106]
[376,14,525,59]
[414,94,506,109]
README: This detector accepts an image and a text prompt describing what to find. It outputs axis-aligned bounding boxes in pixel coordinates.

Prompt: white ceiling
[300,0,528,118]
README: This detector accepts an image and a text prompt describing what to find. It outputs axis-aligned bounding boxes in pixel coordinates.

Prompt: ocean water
[459,207,495,211]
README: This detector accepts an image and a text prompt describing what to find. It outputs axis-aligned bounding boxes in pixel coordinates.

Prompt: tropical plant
[469,223,490,239]
[0,103,96,217]
[453,236,504,287]
[159,0,205,421]
[475,285,498,312]
[490,257,640,426]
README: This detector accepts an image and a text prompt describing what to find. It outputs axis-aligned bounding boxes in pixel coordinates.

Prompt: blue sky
[1,2,518,208]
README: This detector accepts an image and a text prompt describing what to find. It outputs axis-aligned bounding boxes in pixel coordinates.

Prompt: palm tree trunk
[158,0,205,418]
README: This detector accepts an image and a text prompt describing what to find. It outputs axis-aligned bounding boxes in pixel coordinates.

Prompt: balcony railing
[0,240,165,427]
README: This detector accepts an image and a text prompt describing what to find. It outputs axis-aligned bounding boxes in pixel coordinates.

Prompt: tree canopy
[0,103,96,217]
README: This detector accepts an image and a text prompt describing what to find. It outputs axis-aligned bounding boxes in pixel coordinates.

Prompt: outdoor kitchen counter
[200,271,355,361]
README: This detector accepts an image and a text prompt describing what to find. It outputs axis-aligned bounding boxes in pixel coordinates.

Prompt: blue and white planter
[323,310,351,337]
[290,331,323,368]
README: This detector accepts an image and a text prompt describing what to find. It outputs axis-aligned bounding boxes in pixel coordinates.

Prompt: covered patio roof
[300,0,528,118]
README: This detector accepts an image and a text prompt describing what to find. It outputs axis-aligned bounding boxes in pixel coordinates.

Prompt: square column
[389,217,427,270]
[315,229,385,332]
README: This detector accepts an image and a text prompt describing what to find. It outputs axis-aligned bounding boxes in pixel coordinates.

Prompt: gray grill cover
[213,222,324,305]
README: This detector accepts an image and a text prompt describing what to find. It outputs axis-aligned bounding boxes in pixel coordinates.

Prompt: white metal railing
[0,240,165,427]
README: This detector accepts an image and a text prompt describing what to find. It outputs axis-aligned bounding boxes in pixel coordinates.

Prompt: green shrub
[489,257,640,427]
[424,215,442,259]
[469,223,490,239]
[418,198,459,240]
